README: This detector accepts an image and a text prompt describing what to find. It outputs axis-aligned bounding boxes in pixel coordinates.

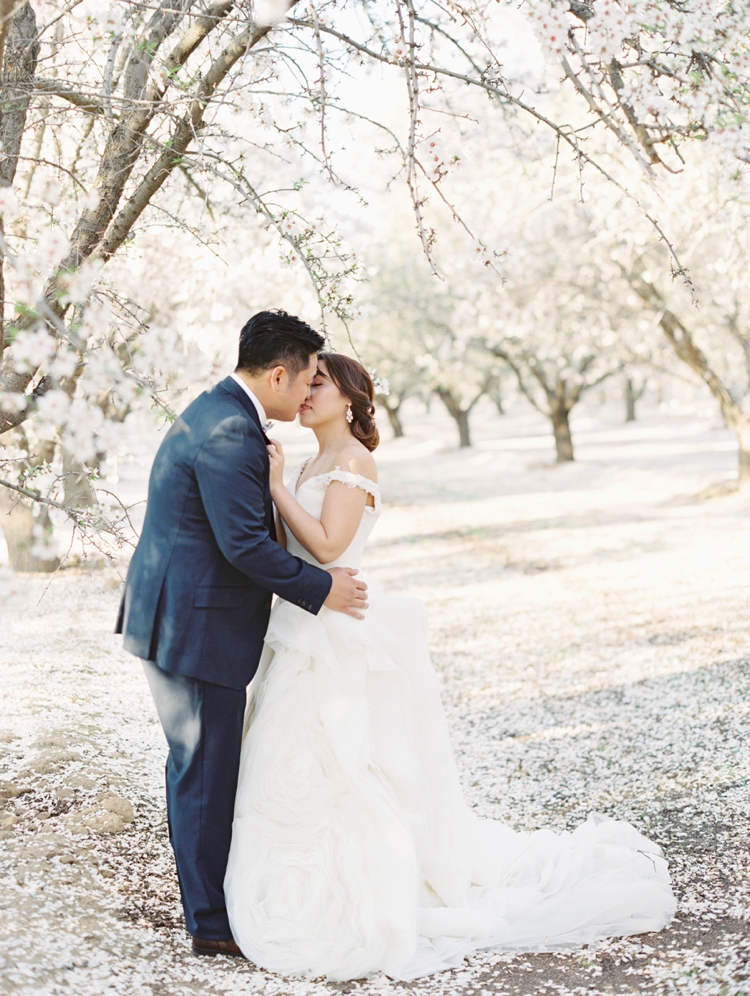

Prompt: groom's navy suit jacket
[116,375,332,690]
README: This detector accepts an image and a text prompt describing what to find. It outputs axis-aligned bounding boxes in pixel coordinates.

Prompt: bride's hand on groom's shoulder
[267,439,285,493]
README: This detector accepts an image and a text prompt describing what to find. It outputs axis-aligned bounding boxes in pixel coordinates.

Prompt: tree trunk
[624,377,637,421]
[628,267,750,485]
[551,404,574,462]
[1,4,274,432]
[379,396,405,438]
[0,2,40,356]
[62,450,96,507]
[0,4,39,187]
[732,419,750,486]
[0,486,59,572]
[437,387,472,447]
[455,410,471,448]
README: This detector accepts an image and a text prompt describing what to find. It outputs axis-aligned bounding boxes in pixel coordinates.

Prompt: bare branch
[626,263,741,430]
[490,346,546,415]
[0,476,136,545]
[398,0,438,275]
[33,76,105,116]
[287,17,693,291]
[309,0,334,182]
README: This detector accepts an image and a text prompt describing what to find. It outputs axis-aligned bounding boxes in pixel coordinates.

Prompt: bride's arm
[274,506,287,549]
[267,442,374,564]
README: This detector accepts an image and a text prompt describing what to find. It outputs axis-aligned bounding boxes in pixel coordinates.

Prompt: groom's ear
[268,364,288,392]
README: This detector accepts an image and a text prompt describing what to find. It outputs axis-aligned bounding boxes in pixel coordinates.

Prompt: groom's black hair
[236,310,325,376]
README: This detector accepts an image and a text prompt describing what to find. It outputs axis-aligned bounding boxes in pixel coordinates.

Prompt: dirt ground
[1,400,748,996]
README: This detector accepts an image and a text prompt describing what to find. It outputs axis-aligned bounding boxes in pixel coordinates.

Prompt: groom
[116,310,367,957]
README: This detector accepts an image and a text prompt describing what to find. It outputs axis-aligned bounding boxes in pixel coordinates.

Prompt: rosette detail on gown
[225,465,676,981]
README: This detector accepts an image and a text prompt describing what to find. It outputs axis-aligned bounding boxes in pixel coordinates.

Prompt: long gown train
[224,467,675,980]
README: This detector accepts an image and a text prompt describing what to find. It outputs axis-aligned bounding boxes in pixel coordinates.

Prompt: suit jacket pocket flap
[194,585,249,608]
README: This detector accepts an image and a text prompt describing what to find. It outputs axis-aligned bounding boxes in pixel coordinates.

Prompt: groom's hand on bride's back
[324,568,368,619]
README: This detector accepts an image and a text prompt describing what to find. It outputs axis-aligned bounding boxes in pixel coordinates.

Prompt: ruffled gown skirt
[225,581,676,980]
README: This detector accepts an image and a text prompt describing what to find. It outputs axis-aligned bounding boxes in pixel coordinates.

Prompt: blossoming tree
[1,0,749,568]
[614,156,750,483]
[358,242,503,448]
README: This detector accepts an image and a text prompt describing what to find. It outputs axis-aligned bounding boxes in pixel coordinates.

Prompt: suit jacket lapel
[218,376,277,542]
[220,375,265,432]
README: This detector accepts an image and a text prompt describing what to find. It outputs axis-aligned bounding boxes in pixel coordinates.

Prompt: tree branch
[97,16,280,261]
[627,264,743,430]
[0,475,136,545]
[33,76,105,116]
[0,374,52,433]
[61,0,228,271]
[489,346,546,415]
[0,0,236,410]
[286,16,692,290]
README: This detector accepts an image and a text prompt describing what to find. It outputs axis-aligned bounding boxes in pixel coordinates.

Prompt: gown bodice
[284,463,381,571]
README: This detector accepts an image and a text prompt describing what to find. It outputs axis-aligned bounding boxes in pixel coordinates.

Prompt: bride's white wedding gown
[225,466,675,981]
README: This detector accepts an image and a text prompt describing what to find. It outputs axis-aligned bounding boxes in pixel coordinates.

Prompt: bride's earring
[345,404,354,424]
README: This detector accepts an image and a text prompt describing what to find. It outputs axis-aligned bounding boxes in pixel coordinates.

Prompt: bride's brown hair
[319,352,380,452]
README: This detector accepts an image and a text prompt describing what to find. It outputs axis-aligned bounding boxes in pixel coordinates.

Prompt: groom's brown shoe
[191,936,245,958]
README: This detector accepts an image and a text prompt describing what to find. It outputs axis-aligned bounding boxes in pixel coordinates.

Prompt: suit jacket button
[264,601,271,609]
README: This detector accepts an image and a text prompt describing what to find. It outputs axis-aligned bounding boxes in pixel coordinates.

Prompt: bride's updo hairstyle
[320,352,380,452]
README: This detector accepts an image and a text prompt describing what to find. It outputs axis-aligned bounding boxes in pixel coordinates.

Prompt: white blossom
[35,228,71,269]
[94,419,121,455]
[60,259,102,306]
[9,328,56,372]
[79,188,101,213]
[134,326,181,381]
[48,349,80,381]
[0,391,28,413]
[79,344,125,396]
[0,186,19,218]
[372,375,390,397]
[10,255,43,306]
[527,0,750,164]
[35,390,71,424]
[90,4,124,34]
[254,0,291,27]
[78,299,112,341]
[62,399,104,464]
[43,181,62,208]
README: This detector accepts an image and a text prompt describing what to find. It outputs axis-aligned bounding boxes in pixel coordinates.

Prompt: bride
[224,353,676,981]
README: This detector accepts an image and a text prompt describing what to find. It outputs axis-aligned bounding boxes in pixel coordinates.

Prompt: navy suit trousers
[142,660,246,940]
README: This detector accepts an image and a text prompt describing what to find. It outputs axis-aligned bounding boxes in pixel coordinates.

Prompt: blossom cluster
[526,0,570,60]
[4,318,197,464]
[527,0,750,164]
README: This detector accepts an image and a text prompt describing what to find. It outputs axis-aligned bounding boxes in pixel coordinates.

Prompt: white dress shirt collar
[230,372,268,429]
